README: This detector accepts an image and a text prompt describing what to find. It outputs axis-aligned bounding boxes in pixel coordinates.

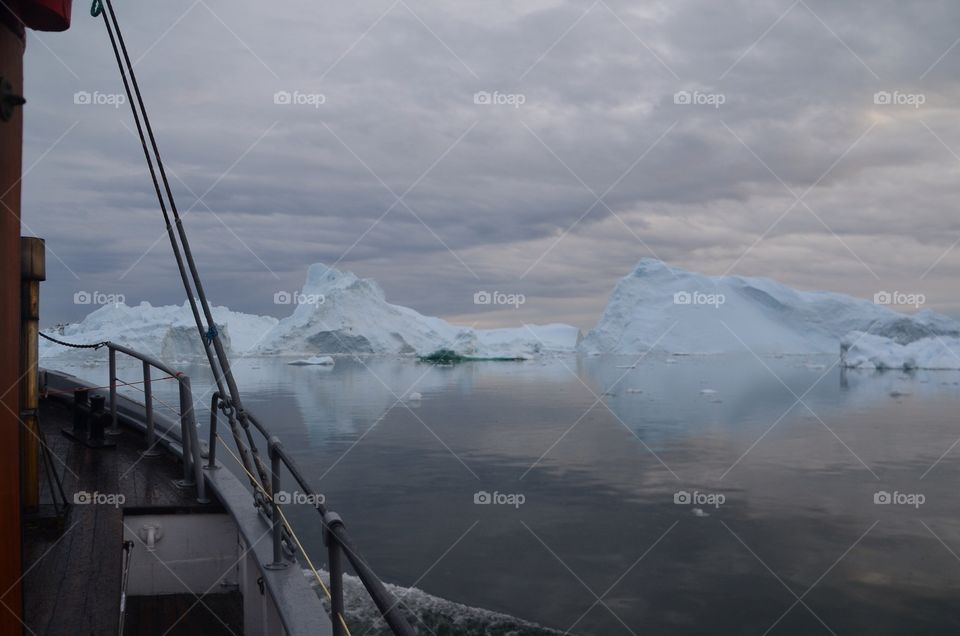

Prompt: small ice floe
[601,391,616,397]
[626,388,643,394]
[407,392,423,402]
[699,389,718,395]
[691,507,709,517]
[288,356,335,366]
[616,364,637,369]
[889,389,912,398]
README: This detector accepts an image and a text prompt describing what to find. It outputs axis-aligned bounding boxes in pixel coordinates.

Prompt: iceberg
[581,258,960,355]
[288,356,335,366]
[841,332,960,370]
[40,300,279,361]
[256,264,580,358]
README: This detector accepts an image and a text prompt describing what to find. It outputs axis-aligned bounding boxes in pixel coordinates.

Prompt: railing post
[204,392,220,470]
[141,361,161,457]
[106,346,120,435]
[325,513,346,636]
[265,437,288,570]
[180,376,208,503]
[176,377,196,491]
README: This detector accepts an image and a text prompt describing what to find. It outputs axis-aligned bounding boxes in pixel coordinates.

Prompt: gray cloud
[20,0,960,329]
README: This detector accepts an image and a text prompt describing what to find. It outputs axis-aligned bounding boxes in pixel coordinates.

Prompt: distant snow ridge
[581,258,960,355]
[256,263,580,358]
[39,301,279,361]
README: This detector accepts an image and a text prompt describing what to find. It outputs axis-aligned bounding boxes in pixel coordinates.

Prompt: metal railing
[105,342,415,635]
[209,397,417,636]
[107,342,207,504]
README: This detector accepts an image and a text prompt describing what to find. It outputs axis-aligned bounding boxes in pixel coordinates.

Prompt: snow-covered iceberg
[288,355,335,366]
[256,264,580,358]
[40,300,279,361]
[581,259,959,355]
[841,332,960,370]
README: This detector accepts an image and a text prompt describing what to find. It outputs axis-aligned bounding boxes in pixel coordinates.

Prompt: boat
[2,2,416,634]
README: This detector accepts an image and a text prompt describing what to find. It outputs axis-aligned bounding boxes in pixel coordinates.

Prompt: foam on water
[303,569,561,635]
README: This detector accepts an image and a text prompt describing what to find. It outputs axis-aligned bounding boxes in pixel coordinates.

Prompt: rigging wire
[91,0,271,493]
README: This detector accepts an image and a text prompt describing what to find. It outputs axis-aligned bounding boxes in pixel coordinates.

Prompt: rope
[215,436,352,636]
[39,331,108,350]
[114,375,183,416]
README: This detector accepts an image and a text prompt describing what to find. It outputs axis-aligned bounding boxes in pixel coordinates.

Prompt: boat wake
[305,569,562,635]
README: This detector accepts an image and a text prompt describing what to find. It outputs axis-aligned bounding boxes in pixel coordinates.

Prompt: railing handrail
[107,341,183,380]
[105,342,415,635]
[239,410,416,636]
[106,342,208,504]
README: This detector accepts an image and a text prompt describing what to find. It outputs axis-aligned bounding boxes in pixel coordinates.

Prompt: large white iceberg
[40,300,279,361]
[255,264,580,358]
[581,259,959,354]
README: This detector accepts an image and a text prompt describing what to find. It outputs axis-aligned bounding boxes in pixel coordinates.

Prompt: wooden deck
[23,396,239,636]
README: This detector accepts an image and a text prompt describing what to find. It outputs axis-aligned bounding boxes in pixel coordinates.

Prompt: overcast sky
[20,0,960,330]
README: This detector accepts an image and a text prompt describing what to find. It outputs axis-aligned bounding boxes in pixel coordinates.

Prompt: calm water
[57,353,960,634]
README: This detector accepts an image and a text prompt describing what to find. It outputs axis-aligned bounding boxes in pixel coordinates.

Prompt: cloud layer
[21,0,960,329]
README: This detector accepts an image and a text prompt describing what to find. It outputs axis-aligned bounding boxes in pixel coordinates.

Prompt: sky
[19,0,960,330]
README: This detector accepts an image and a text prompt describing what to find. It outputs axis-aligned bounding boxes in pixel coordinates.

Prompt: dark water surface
[67,353,960,634]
